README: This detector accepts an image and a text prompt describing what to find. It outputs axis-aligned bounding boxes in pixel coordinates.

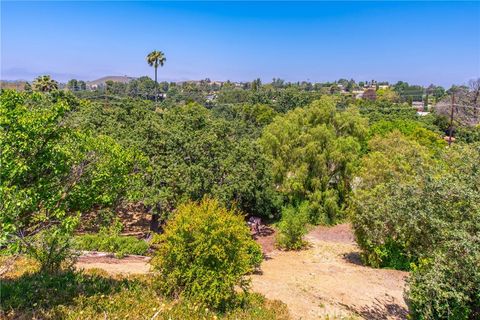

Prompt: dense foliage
[261,96,367,224]
[68,99,280,229]
[352,133,479,264]
[2,74,479,318]
[406,234,480,320]
[151,199,263,310]
[73,219,148,257]
[0,90,141,272]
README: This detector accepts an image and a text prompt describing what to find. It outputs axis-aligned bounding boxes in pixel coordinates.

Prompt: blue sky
[1,1,479,87]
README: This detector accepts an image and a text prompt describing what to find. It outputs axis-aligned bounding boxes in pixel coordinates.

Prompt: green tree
[142,103,278,230]
[368,119,446,151]
[407,234,480,320]
[376,88,400,102]
[0,90,141,272]
[32,75,58,92]
[260,96,367,224]
[352,138,479,270]
[78,80,87,91]
[211,103,277,138]
[68,99,279,230]
[23,82,32,93]
[67,79,79,91]
[127,76,156,100]
[251,78,262,91]
[146,50,166,102]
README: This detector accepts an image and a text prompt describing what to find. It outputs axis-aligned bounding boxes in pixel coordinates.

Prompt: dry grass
[0,256,290,320]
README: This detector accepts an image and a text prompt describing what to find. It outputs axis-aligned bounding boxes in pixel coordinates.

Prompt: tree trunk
[150,213,160,233]
[150,203,164,233]
[154,66,158,103]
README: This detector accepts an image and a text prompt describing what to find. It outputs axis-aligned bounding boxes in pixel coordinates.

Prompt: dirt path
[75,224,408,319]
[251,224,408,319]
[76,252,151,275]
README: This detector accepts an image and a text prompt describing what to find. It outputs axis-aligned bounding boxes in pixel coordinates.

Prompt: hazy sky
[1,1,479,87]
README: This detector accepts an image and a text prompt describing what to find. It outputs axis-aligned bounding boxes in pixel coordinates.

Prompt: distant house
[378,84,389,90]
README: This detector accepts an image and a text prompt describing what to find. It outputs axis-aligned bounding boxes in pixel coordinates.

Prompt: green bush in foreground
[151,198,262,311]
[275,203,309,250]
[406,235,480,320]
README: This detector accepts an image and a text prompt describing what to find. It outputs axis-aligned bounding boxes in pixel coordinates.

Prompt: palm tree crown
[146,50,166,102]
[32,75,59,92]
[146,50,166,68]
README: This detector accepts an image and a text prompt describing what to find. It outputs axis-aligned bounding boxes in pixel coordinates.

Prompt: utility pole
[448,92,455,146]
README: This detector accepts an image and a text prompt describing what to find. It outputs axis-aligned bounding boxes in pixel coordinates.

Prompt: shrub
[24,225,78,274]
[151,198,262,310]
[73,219,149,257]
[406,235,480,320]
[275,203,309,250]
[73,234,149,258]
[246,240,264,270]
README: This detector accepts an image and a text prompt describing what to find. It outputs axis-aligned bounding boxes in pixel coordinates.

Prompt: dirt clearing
[251,224,408,319]
[77,252,151,275]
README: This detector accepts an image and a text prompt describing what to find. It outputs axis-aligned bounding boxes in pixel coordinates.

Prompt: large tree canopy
[0,90,141,267]
[143,103,279,222]
[260,96,367,224]
[68,99,279,228]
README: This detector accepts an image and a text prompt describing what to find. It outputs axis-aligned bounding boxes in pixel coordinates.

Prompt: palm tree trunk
[154,66,158,102]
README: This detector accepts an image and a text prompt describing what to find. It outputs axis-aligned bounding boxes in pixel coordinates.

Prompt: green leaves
[0,90,142,271]
[260,96,367,224]
[276,203,309,250]
[152,199,262,310]
[352,136,480,275]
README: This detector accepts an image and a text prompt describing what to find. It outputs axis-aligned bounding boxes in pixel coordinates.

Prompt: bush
[73,219,148,258]
[151,198,262,311]
[275,203,309,250]
[246,240,264,270]
[73,234,149,258]
[406,235,480,320]
[24,225,78,274]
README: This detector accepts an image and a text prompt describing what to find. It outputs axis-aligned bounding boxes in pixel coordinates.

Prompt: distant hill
[0,80,28,91]
[87,76,135,86]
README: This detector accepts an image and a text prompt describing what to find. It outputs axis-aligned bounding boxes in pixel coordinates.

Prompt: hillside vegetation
[1,76,479,319]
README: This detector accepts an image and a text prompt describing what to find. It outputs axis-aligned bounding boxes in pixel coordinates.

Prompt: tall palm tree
[146,50,166,102]
[32,75,58,92]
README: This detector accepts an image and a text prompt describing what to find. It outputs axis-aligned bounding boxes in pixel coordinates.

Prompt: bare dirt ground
[76,252,151,275]
[251,224,408,320]
[75,224,408,319]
